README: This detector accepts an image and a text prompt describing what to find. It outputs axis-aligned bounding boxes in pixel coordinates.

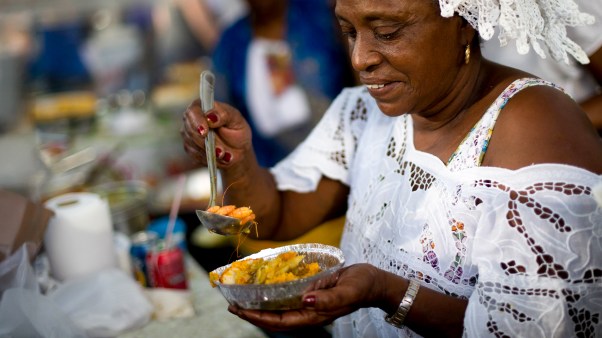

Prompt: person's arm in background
[582,46,602,131]
[176,0,220,52]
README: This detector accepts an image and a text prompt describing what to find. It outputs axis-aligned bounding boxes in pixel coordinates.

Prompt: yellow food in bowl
[209,251,321,287]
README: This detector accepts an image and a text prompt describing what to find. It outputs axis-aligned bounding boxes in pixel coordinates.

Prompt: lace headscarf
[438,0,595,64]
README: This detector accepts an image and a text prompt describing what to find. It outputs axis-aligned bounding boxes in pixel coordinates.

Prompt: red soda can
[146,241,188,289]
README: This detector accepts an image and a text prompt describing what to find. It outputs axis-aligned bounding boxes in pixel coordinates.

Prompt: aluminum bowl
[209,243,345,310]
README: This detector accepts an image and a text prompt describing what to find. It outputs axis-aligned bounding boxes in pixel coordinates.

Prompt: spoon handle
[201,70,217,207]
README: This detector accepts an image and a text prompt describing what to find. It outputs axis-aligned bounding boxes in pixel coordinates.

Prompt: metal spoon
[195,70,252,236]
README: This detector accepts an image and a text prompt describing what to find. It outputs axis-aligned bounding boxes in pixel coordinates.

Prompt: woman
[181,0,602,336]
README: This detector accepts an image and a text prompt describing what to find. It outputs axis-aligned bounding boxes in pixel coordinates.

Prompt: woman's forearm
[381,270,468,338]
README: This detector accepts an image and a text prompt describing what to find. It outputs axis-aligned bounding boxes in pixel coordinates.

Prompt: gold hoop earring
[464,44,471,65]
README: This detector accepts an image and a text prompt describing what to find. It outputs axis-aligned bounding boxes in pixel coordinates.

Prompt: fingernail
[207,113,218,123]
[197,125,204,135]
[215,147,222,157]
[223,152,232,163]
[303,295,316,308]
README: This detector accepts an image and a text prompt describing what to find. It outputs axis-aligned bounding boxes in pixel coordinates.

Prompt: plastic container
[90,180,149,235]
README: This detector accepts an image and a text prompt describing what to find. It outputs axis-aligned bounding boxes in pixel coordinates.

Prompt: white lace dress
[271,79,602,337]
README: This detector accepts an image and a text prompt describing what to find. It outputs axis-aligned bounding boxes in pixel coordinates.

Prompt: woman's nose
[350,34,382,72]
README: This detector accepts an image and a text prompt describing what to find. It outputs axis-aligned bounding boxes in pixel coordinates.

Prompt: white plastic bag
[0,288,87,338]
[0,244,86,338]
[0,244,153,338]
[48,268,153,338]
[0,242,38,294]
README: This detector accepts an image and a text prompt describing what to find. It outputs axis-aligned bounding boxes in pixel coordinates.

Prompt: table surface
[120,256,268,338]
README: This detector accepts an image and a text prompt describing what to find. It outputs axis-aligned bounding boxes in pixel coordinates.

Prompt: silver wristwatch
[384,279,421,328]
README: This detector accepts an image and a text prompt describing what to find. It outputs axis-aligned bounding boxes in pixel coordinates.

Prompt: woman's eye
[375,30,399,41]
[341,30,357,40]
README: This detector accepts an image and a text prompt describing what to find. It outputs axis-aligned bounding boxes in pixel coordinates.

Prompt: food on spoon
[209,251,322,287]
[206,205,256,226]
[208,205,235,215]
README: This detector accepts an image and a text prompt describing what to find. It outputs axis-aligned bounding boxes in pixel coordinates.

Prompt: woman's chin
[375,101,408,117]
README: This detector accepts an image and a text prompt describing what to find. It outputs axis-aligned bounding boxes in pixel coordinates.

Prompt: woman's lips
[365,82,399,100]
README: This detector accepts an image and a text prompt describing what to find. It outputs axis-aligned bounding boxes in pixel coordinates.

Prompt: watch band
[384,279,420,328]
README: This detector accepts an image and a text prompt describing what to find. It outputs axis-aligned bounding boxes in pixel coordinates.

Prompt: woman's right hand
[180,99,254,168]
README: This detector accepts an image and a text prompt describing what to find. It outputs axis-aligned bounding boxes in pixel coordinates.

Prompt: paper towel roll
[44,192,116,281]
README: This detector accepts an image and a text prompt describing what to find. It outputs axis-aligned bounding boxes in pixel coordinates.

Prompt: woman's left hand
[227,263,384,331]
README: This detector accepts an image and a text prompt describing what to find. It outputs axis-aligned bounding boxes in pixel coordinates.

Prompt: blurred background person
[204,0,248,36]
[211,0,356,168]
[27,11,93,94]
[481,0,602,134]
[152,0,234,74]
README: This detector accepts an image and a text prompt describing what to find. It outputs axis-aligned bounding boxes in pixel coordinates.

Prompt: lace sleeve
[461,166,602,337]
[270,86,370,192]
[565,0,602,56]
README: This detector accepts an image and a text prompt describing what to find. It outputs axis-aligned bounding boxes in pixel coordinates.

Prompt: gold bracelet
[384,279,420,328]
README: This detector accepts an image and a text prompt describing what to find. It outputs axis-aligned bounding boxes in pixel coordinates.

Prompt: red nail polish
[197,125,204,135]
[303,295,316,308]
[207,113,218,123]
[223,152,232,163]
[215,147,222,157]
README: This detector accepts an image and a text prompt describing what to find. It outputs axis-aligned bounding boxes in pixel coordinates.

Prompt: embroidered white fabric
[270,86,602,338]
[437,0,595,64]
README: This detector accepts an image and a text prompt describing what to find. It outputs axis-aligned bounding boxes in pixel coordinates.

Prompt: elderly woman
[181,0,602,337]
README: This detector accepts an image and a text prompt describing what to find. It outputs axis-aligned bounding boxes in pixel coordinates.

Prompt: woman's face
[335,0,467,117]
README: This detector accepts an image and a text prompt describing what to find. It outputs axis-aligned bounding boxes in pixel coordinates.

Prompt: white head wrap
[438,0,596,64]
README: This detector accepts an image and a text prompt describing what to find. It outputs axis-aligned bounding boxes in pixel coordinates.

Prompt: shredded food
[209,251,321,287]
